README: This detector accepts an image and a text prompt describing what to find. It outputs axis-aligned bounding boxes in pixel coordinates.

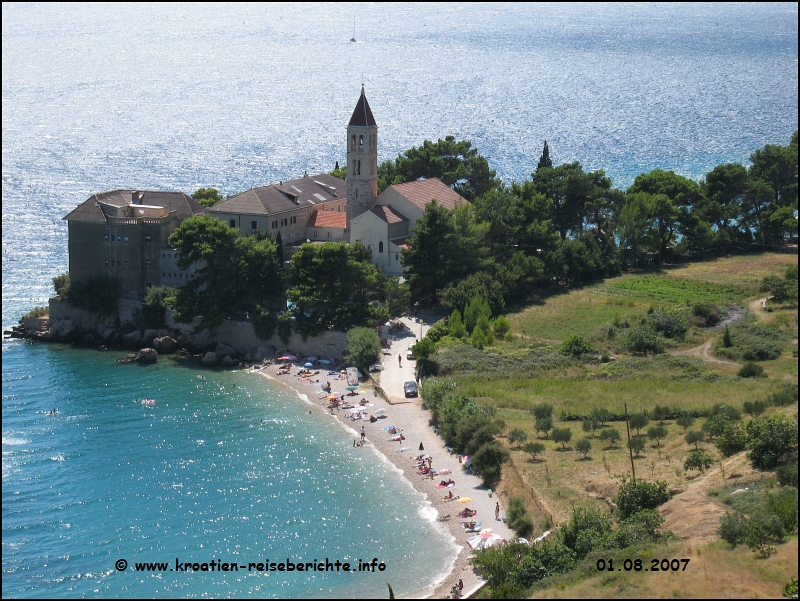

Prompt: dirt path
[660,452,755,543]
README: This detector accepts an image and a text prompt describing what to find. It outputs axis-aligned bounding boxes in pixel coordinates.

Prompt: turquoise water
[2,343,453,598]
[2,3,797,598]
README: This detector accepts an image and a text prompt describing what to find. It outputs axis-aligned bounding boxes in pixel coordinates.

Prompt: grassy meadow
[433,253,798,598]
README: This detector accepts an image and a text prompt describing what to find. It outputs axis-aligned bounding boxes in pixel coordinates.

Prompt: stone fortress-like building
[62,86,465,301]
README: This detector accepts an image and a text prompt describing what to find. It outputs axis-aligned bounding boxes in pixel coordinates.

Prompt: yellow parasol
[457,497,473,503]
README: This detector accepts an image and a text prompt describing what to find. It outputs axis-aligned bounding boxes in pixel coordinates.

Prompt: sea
[2,3,797,598]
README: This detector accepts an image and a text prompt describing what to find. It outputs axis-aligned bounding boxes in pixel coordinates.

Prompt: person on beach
[360,425,365,442]
[398,353,402,367]
[495,502,500,521]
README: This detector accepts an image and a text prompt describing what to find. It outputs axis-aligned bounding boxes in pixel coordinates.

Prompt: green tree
[718,511,748,548]
[471,443,509,488]
[492,315,511,339]
[652,404,670,425]
[64,273,120,315]
[684,450,713,472]
[463,295,492,335]
[447,309,467,338]
[614,477,670,519]
[582,417,599,438]
[599,428,621,448]
[52,272,70,296]
[647,426,668,447]
[746,513,785,558]
[508,428,528,449]
[377,136,498,201]
[746,415,798,469]
[532,403,554,420]
[561,335,594,357]
[685,429,705,450]
[715,422,748,457]
[191,187,225,208]
[676,414,696,433]
[536,140,553,171]
[560,506,612,558]
[329,161,346,180]
[576,437,592,458]
[535,415,554,439]
[552,427,572,450]
[629,436,646,456]
[591,407,612,427]
[524,442,546,462]
[629,413,649,436]
[140,285,176,329]
[699,163,748,243]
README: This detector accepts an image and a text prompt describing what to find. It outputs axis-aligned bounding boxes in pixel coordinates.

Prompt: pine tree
[537,140,553,171]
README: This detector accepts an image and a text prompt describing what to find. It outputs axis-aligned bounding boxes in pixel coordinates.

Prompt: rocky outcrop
[153,336,178,353]
[220,355,237,367]
[201,351,218,365]
[215,343,236,359]
[136,348,158,364]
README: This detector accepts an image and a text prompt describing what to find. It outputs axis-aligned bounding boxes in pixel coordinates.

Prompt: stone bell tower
[345,84,378,241]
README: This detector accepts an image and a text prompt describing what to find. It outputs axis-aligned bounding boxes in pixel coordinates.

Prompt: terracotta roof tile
[208,174,344,216]
[390,178,466,212]
[307,211,347,229]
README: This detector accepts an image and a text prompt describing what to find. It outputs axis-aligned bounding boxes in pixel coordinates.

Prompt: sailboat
[350,17,356,42]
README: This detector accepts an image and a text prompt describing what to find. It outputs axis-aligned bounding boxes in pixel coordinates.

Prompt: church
[61,86,465,303]
[208,85,467,275]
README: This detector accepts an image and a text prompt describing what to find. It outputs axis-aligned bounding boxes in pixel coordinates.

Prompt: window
[291,216,296,225]
[124,283,129,291]
[104,234,109,242]
[230,219,236,228]
[351,135,356,151]
[145,235,151,242]
[162,272,166,276]
[124,261,129,268]
[251,220,257,230]
[162,252,165,258]
[359,134,363,146]
[337,205,341,212]
[145,260,152,267]
[327,231,331,239]
[272,221,277,229]
[124,236,129,242]
[313,230,318,238]
[105,260,109,267]
[290,234,295,242]
[117,235,121,242]
[379,241,384,253]
[146,283,152,289]
[116,261,121,267]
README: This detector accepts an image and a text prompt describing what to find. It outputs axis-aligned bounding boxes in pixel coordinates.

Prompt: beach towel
[435,483,455,489]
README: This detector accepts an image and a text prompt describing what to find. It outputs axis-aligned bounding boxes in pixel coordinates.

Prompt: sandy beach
[252,324,514,599]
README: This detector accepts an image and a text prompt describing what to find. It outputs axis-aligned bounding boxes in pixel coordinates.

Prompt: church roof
[307,210,347,229]
[208,174,344,216]
[389,178,466,212]
[348,85,376,127]
[370,205,408,224]
[63,189,203,221]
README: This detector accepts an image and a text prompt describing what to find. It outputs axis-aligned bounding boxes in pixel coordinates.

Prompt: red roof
[308,211,347,229]
[390,178,465,212]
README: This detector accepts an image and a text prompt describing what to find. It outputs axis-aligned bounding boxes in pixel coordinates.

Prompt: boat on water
[350,17,356,42]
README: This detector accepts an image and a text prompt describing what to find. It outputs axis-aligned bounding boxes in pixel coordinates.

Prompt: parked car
[406,345,416,360]
[369,361,384,372]
[404,381,418,397]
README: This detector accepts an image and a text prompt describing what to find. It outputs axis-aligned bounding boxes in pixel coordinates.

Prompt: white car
[369,361,384,372]
[406,345,416,360]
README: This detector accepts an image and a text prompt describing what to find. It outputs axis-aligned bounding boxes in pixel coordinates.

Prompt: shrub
[652,404,669,424]
[276,311,293,343]
[52,272,70,296]
[693,301,721,326]
[23,305,49,319]
[715,422,748,457]
[532,403,554,420]
[600,351,611,363]
[776,462,798,488]
[471,443,509,488]
[561,335,594,357]
[722,325,732,347]
[742,400,766,417]
[576,437,592,458]
[139,285,176,329]
[626,326,664,354]
[552,428,572,449]
[738,362,765,378]
[425,317,450,343]
[684,450,713,472]
[614,477,670,519]
[768,383,798,407]
[764,487,798,532]
[509,540,577,588]
[582,417,599,437]
[535,415,554,439]
[718,511,748,547]
[717,321,787,362]
[591,407,612,426]
[746,512,785,557]
[448,309,467,338]
[560,506,612,558]
[648,309,688,339]
[506,497,533,537]
[470,324,492,349]
[612,509,665,548]
[599,428,621,447]
[746,415,799,469]
[64,274,120,315]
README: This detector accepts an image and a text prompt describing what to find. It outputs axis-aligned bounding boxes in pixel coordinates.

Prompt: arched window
[351,135,356,151]
[379,241,384,253]
[359,134,364,146]
[357,160,361,175]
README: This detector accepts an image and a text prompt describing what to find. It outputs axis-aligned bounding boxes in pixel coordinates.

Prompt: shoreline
[252,363,515,599]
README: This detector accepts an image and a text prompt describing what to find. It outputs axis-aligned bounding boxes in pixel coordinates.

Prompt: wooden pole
[624,402,636,482]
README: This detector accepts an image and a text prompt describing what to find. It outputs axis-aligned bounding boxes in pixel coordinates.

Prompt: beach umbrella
[457,497,473,503]
[346,385,359,391]
[419,442,424,451]
[480,529,494,538]
[304,362,314,367]
[466,535,483,551]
